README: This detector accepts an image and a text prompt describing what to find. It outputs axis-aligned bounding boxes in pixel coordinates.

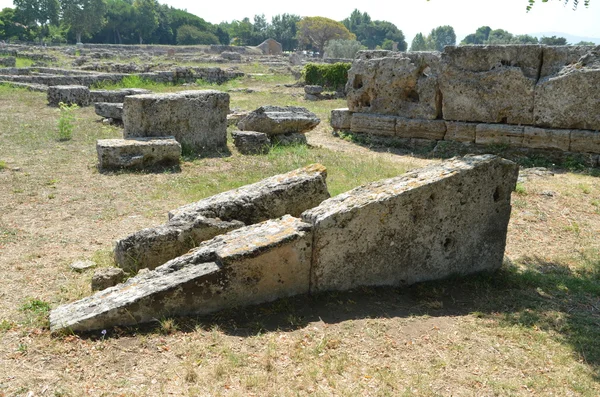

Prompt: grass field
[0,64,599,396]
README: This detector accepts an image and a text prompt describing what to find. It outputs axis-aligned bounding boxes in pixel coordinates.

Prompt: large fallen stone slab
[50,216,313,333]
[95,102,123,120]
[346,51,442,119]
[115,164,329,271]
[96,137,181,171]
[123,90,229,152]
[237,105,320,136]
[47,85,91,107]
[301,155,518,292]
[440,45,541,125]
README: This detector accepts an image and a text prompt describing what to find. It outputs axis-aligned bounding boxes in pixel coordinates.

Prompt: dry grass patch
[0,62,599,396]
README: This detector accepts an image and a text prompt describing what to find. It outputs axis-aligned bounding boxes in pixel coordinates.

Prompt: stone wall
[50,155,518,333]
[335,46,600,160]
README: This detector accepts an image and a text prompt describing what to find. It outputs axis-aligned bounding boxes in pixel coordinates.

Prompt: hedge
[301,62,351,90]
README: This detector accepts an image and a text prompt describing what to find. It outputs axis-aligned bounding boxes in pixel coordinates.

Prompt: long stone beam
[114,164,329,272]
[50,216,313,333]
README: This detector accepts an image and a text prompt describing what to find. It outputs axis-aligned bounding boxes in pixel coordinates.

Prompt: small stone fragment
[91,267,125,291]
[70,260,96,272]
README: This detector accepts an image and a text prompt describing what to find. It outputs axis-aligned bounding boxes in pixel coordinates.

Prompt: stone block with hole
[301,155,518,292]
[47,85,91,107]
[96,137,181,171]
[123,90,229,152]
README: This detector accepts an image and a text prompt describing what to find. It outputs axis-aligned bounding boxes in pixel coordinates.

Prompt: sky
[1,0,599,43]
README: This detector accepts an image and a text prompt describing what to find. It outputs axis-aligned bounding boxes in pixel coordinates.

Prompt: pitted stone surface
[114,164,329,271]
[346,51,442,119]
[47,85,91,107]
[123,90,229,152]
[302,155,518,292]
[90,88,151,103]
[237,105,320,136]
[96,137,181,171]
[330,108,352,131]
[51,216,312,332]
[232,131,270,155]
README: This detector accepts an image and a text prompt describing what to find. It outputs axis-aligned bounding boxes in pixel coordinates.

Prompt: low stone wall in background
[335,45,600,161]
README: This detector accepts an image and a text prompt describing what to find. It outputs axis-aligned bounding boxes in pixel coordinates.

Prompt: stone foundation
[96,137,181,171]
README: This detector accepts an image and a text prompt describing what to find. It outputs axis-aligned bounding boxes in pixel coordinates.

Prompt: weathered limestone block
[444,122,476,143]
[94,102,123,120]
[123,90,229,152]
[570,130,600,154]
[90,88,151,103]
[346,51,442,119]
[475,124,524,147]
[231,131,270,155]
[91,267,125,291]
[396,117,447,140]
[522,127,571,151]
[534,51,600,130]
[330,108,352,131]
[47,85,91,107]
[96,137,181,171]
[539,45,596,78]
[301,155,518,292]
[440,45,541,124]
[51,216,313,333]
[115,164,329,271]
[0,57,16,67]
[271,133,307,146]
[350,113,396,136]
[220,51,242,61]
[304,85,323,95]
[237,106,320,136]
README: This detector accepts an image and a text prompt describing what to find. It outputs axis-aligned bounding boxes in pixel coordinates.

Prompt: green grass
[158,143,412,203]
[91,75,173,91]
[19,298,51,328]
[16,57,35,68]
[0,160,6,170]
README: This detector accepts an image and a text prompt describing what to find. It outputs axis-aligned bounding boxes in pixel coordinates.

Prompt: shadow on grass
[83,252,600,378]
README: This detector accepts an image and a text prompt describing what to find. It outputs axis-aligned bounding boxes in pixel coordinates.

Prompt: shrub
[56,102,79,141]
[176,25,219,45]
[323,39,365,59]
[301,62,351,90]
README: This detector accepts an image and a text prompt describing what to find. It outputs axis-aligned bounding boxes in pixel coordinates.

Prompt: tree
[268,13,300,51]
[485,29,515,44]
[61,0,107,43]
[575,40,596,45]
[410,32,428,51]
[514,34,539,44]
[540,35,568,45]
[461,26,491,45]
[176,24,218,45]
[527,0,590,11]
[296,16,355,57]
[97,0,135,44]
[133,0,157,44]
[342,9,406,51]
[229,18,253,46]
[13,0,59,27]
[429,25,456,51]
[0,7,33,40]
[324,39,365,58]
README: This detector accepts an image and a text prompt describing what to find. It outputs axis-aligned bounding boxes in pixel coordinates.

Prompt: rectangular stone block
[96,137,181,171]
[115,164,330,271]
[302,155,518,292]
[90,88,151,103]
[570,130,600,154]
[350,113,396,136]
[123,90,229,152]
[94,102,123,120]
[475,124,524,146]
[396,117,447,140]
[522,127,571,151]
[330,108,352,131]
[50,216,313,333]
[444,121,476,143]
[47,85,91,107]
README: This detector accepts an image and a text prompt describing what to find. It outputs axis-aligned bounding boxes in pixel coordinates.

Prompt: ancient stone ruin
[232,105,320,153]
[50,155,518,333]
[332,46,600,165]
